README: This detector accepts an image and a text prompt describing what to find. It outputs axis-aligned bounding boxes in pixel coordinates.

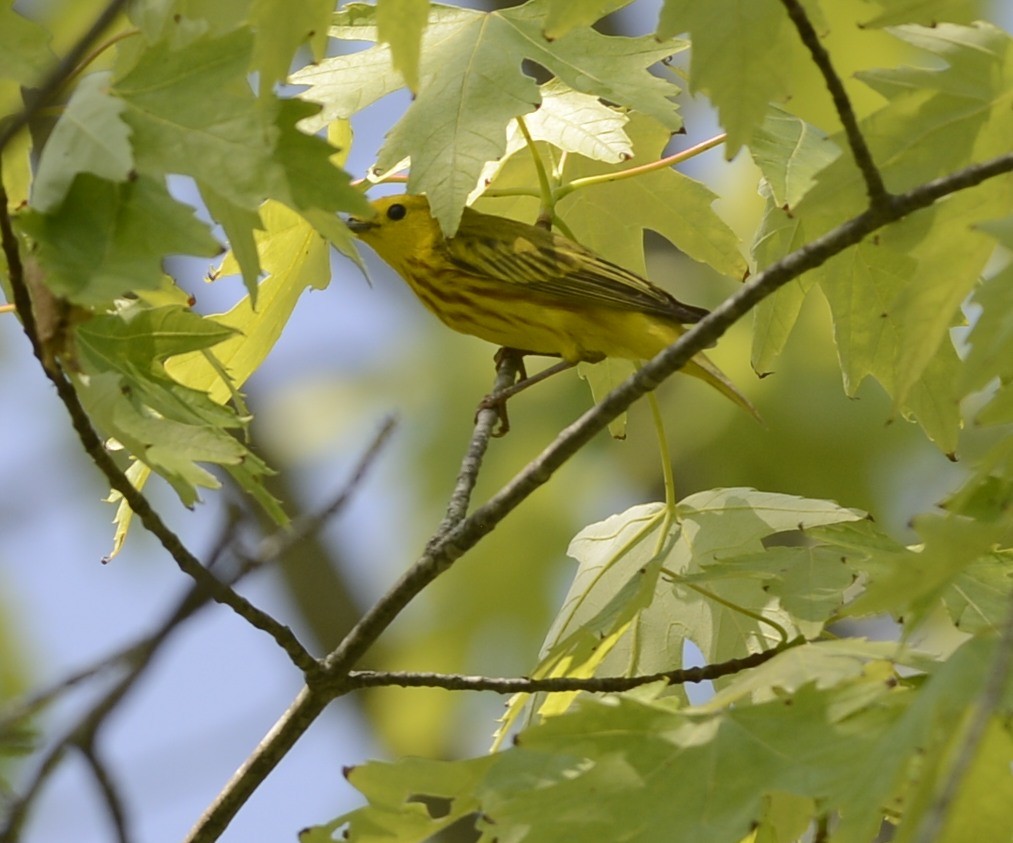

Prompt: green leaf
[749,186,813,376]
[0,5,53,81]
[577,358,635,439]
[201,187,264,300]
[479,79,634,175]
[313,755,495,842]
[68,303,283,511]
[817,237,963,452]
[534,490,864,697]
[321,1,683,233]
[956,221,1013,419]
[750,22,1012,447]
[250,0,332,88]
[748,106,841,210]
[290,42,403,133]
[858,0,982,28]
[897,715,1013,843]
[843,508,1011,629]
[16,174,221,307]
[657,0,813,155]
[77,305,238,367]
[165,201,331,404]
[377,0,430,91]
[941,552,1013,634]
[128,0,255,40]
[113,27,275,208]
[31,72,134,212]
[76,373,242,507]
[267,98,372,222]
[336,637,1010,843]
[542,0,636,39]
[101,210,319,537]
[700,639,917,708]
[558,144,747,280]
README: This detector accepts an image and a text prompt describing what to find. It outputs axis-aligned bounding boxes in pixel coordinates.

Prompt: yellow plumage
[348,194,749,411]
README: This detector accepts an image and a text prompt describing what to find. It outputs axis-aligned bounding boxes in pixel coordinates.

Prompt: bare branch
[347,638,804,693]
[253,416,398,564]
[778,0,889,206]
[78,745,132,843]
[434,353,522,535]
[185,152,1013,843]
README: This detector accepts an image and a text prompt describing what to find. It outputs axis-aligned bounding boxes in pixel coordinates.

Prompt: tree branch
[346,637,804,693]
[78,745,132,843]
[184,151,1013,843]
[778,0,890,206]
[433,353,522,535]
[184,358,521,843]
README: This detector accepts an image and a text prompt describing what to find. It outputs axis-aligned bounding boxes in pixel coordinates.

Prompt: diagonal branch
[778,0,890,207]
[77,745,132,843]
[253,415,398,563]
[184,151,1013,843]
[431,353,523,536]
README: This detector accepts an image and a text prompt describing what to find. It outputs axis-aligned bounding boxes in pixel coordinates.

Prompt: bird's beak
[346,216,378,234]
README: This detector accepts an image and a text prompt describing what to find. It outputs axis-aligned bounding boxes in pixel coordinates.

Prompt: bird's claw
[476,390,510,437]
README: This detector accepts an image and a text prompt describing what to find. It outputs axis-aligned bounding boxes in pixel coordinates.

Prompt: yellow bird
[348,194,749,419]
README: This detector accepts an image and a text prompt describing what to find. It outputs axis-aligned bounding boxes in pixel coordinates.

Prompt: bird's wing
[444,218,708,324]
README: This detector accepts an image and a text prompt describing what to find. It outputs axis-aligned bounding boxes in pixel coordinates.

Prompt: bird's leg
[478,348,575,437]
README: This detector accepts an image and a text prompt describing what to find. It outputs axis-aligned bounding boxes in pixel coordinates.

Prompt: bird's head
[347,194,443,272]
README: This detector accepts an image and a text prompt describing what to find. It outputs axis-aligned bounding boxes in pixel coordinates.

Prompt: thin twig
[254,416,398,563]
[347,638,804,693]
[433,354,522,535]
[184,151,1013,843]
[777,0,890,206]
[558,132,727,197]
[0,175,317,676]
[78,745,131,843]
[0,0,132,155]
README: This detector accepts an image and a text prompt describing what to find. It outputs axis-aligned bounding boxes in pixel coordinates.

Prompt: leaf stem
[676,580,791,645]
[645,381,676,510]
[60,28,141,94]
[557,133,727,198]
[516,115,555,227]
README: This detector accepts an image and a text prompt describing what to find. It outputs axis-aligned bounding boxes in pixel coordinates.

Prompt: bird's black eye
[386,203,407,221]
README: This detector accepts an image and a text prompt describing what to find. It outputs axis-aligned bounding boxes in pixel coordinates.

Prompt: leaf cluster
[1,1,1011,842]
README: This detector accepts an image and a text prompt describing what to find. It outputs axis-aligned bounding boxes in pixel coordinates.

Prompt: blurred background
[0,0,1006,840]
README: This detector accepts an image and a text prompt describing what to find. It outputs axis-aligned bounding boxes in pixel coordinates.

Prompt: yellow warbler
[348,194,749,410]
